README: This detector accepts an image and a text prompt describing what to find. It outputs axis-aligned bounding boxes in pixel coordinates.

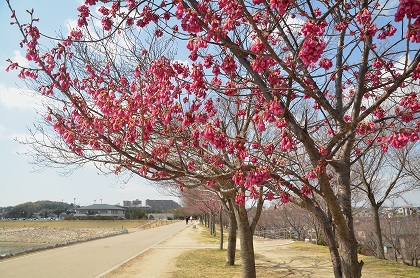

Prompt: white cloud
[9,132,33,142]
[396,54,411,71]
[11,50,30,68]
[7,132,30,153]
[0,124,5,139]
[0,83,43,110]
[64,19,79,33]
[379,0,399,16]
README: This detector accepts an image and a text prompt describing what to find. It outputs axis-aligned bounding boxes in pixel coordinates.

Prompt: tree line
[3,201,72,219]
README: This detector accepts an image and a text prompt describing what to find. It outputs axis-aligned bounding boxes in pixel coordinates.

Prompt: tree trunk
[209,213,212,234]
[213,218,216,236]
[324,220,342,278]
[226,207,237,266]
[234,203,256,278]
[371,205,385,259]
[309,206,342,278]
[336,168,364,278]
[219,206,224,250]
[335,221,364,278]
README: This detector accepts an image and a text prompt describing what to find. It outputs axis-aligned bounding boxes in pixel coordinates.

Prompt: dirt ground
[253,239,334,277]
[103,222,334,278]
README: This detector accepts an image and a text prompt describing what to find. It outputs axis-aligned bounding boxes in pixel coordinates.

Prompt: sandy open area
[253,239,334,277]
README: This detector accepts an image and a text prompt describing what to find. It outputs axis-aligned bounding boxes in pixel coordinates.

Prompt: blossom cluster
[395,0,420,43]
[299,21,327,65]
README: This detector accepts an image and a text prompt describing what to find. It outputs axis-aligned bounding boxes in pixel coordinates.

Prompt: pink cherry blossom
[235,192,245,205]
[279,191,290,203]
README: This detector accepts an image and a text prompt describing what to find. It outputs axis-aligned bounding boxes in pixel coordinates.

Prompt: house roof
[76,204,127,211]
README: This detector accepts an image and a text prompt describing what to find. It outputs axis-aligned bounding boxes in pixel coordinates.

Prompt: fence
[254,229,293,240]
[137,220,173,230]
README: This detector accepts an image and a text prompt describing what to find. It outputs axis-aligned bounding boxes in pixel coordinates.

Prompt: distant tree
[5,201,70,219]
[181,185,238,265]
[352,143,420,259]
[253,207,285,232]
[382,216,404,262]
[182,188,220,235]
[401,217,420,267]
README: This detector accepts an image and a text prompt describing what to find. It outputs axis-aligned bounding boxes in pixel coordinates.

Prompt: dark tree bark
[219,205,223,250]
[335,164,364,278]
[234,204,256,278]
[371,205,385,259]
[226,201,238,266]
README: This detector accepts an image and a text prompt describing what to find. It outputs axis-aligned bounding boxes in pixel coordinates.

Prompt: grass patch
[288,242,420,277]
[171,249,242,278]
[198,226,226,244]
[0,220,150,229]
[286,240,331,254]
[360,255,420,278]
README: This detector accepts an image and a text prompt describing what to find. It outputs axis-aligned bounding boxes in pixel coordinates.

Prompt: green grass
[198,226,227,244]
[0,220,150,229]
[360,254,420,278]
[171,249,242,278]
[288,240,330,254]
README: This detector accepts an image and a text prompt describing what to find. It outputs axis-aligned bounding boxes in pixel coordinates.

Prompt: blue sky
[0,0,178,207]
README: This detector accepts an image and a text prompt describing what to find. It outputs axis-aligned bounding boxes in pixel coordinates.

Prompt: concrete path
[0,221,187,278]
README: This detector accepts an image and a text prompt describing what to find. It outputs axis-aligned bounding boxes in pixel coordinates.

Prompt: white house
[74,204,126,218]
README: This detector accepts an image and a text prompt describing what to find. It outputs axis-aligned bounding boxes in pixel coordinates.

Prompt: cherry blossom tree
[7,0,420,277]
[181,187,221,235]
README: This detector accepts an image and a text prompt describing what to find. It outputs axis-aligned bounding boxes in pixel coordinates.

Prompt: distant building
[132,199,142,206]
[74,204,126,218]
[123,199,143,207]
[144,199,180,211]
[398,206,412,217]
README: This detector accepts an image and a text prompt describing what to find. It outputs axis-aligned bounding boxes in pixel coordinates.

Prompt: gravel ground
[0,226,127,258]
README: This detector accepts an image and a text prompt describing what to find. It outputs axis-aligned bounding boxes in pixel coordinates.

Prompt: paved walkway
[0,221,187,278]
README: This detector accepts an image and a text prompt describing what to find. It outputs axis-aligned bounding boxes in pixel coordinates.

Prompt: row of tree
[183,189,420,269]
[7,0,420,277]
[356,214,420,267]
